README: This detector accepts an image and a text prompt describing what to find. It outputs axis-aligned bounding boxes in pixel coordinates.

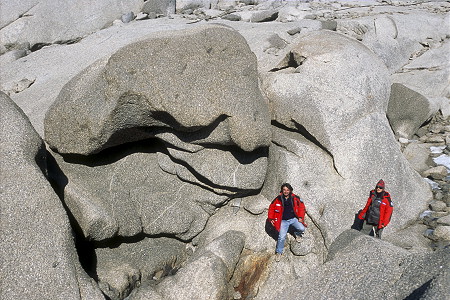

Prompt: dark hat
[376,179,385,189]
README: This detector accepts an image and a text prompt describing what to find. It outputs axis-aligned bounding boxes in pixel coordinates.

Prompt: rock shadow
[46,149,98,280]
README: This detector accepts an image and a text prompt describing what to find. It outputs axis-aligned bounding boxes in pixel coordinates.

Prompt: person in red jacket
[358,179,393,239]
[268,183,306,261]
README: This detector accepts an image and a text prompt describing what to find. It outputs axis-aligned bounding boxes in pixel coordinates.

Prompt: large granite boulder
[95,237,187,300]
[387,83,437,139]
[44,25,270,242]
[44,24,270,155]
[0,0,144,51]
[145,231,245,300]
[278,230,449,300]
[336,12,448,73]
[0,92,104,300]
[262,30,431,243]
[391,40,450,99]
[0,18,193,137]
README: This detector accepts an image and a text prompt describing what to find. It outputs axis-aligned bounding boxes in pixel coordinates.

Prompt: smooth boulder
[262,30,431,242]
[44,24,270,155]
[0,0,144,51]
[387,83,436,139]
[0,92,104,300]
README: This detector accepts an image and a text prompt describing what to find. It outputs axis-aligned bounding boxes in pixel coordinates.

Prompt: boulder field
[1,1,449,299]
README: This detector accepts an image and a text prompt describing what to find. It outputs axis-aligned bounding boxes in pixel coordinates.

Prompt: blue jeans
[276,218,305,254]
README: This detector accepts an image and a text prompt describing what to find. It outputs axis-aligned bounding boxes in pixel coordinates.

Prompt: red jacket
[358,190,393,229]
[268,193,306,231]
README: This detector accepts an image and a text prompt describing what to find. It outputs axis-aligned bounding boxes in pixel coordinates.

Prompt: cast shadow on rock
[45,149,99,280]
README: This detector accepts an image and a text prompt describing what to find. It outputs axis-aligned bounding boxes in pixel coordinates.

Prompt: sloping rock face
[391,40,450,99]
[337,11,449,73]
[127,230,245,300]
[387,83,436,139]
[261,30,432,243]
[0,0,144,51]
[0,92,104,300]
[44,24,270,242]
[278,230,449,300]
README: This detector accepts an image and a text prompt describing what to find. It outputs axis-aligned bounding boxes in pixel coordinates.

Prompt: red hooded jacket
[268,193,306,232]
[358,190,393,229]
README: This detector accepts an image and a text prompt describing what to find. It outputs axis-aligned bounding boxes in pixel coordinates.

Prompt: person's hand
[380,224,385,228]
[270,220,275,226]
[298,217,303,222]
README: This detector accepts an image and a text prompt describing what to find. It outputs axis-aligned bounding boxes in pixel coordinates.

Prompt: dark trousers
[361,221,383,239]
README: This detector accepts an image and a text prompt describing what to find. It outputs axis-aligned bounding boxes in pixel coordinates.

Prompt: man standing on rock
[268,183,306,261]
[358,179,394,239]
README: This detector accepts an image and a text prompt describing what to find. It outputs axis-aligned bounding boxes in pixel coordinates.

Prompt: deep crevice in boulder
[271,120,343,178]
[164,148,262,196]
[45,149,99,280]
[269,51,306,72]
[30,42,52,52]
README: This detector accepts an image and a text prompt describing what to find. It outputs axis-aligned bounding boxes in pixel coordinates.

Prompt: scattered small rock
[222,14,241,21]
[432,225,450,241]
[121,12,135,23]
[287,27,302,35]
[423,166,449,180]
[437,214,450,226]
[429,200,448,212]
[422,215,438,228]
[135,12,148,20]
[250,10,278,23]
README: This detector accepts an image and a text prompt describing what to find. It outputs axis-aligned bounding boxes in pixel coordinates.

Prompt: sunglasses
[376,186,384,189]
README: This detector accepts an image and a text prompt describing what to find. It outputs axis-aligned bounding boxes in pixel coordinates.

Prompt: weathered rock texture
[0,0,144,51]
[44,24,270,155]
[388,83,437,139]
[262,30,431,244]
[95,237,187,300]
[279,230,449,300]
[0,92,104,300]
[44,25,270,242]
[151,231,245,300]
[1,1,448,300]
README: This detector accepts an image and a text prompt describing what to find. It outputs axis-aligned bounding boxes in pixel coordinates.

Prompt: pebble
[121,12,135,23]
[432,225,450,241]
[423,166,449,180]
[430,201,447,212]
[399,137,409,144]
[437,214,450,226]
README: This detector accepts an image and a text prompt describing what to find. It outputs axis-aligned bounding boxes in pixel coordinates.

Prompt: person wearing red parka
[268,183,306,261]
[358,179,394,239]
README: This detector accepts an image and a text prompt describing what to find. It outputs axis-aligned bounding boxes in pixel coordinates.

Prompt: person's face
[282,187,291,197]
[376,186,384,192]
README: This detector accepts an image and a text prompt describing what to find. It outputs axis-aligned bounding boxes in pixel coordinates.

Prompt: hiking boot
[295,235,303,243]
[275,253,282,262]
